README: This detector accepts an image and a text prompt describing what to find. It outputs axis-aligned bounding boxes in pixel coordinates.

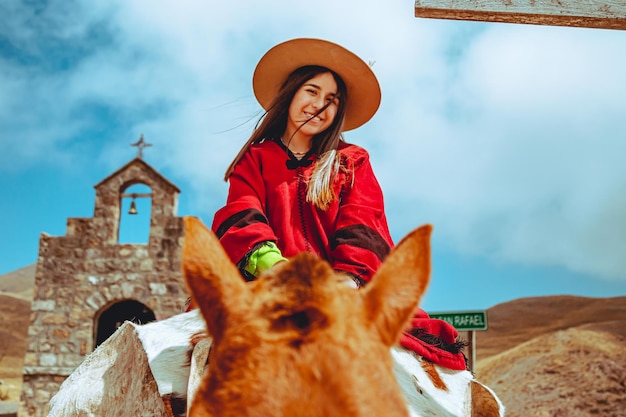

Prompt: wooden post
[460,330,476,372]
[415,0,626,30]
[468,330,476,372]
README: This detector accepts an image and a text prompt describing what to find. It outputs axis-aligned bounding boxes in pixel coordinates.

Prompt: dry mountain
[475,295,626,417]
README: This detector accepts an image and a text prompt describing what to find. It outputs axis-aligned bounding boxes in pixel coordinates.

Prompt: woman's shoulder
[337,141,371,162]
[250,138,280,150]
[247,139,282,157]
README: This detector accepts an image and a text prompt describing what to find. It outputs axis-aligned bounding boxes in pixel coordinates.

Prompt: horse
[48,216,504,417]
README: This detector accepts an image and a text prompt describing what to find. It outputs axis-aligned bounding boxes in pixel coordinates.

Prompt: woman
[212,38,391,287]
[212,38,467,371]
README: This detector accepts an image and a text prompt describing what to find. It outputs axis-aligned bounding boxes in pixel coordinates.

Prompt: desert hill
[0,293,31,402]
[0,265,34,401]
[0,294,30,356]
[475,295,626,417]
[476,294,626,358]
[477,327,625,416]
[0,264,35,301]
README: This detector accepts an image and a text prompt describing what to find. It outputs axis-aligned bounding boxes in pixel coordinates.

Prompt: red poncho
[212,139,467,370]
[212,139,393,283]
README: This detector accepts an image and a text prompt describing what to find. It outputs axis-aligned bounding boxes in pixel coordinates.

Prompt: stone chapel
[20,152,189,416]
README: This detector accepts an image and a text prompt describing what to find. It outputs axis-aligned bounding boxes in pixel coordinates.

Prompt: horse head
[182,216,432,417]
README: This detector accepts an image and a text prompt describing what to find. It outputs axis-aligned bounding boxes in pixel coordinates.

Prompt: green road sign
[429,310,488,331]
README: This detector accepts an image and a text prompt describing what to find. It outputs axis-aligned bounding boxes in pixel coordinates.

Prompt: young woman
[211,38,467,371]
[212,38,391,287]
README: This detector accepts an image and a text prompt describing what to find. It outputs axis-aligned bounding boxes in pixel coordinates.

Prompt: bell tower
[20,139,189,416]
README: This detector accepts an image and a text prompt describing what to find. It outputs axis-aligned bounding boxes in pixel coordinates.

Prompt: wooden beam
[415,0,626,30]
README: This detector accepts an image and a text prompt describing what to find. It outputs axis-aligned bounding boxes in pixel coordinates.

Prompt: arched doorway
[94,299,156,348]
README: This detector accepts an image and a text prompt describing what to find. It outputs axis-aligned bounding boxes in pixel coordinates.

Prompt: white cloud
[376,24,626,281]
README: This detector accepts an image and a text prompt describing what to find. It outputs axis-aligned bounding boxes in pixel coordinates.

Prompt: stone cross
[131,134,153,159]
[414,0,626,30]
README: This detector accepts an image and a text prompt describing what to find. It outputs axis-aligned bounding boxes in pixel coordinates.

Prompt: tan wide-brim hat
[252,38,381,132]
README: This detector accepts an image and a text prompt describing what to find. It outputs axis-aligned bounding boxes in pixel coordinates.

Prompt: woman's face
[285,72,339,142]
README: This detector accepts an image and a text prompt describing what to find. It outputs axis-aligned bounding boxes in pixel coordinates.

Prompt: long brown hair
[224,65,349,209]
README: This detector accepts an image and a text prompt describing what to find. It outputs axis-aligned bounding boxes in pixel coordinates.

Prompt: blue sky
[2,0,626,313]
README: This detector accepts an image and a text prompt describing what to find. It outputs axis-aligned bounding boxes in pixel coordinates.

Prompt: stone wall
[20,158,189,416]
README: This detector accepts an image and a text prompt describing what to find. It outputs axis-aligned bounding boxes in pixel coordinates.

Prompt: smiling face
[284,72,339,144]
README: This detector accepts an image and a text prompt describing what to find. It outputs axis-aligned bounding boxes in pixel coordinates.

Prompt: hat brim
[252,38,381,132]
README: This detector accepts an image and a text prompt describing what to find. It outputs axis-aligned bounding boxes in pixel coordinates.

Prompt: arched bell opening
[119,183,152,244]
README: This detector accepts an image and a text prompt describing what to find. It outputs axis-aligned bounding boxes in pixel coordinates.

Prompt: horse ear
[182,216,251,340]
[361,225,432,347]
